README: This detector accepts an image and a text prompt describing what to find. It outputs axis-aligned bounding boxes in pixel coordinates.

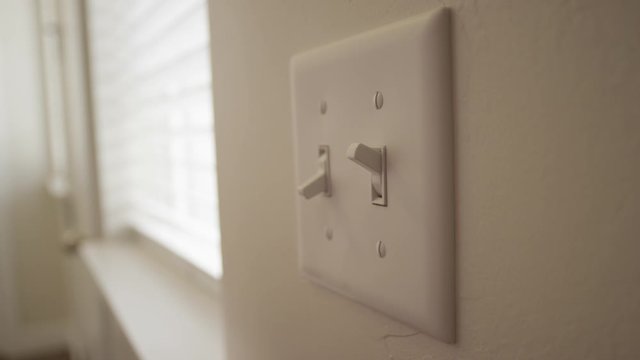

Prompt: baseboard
[1,321,68,359]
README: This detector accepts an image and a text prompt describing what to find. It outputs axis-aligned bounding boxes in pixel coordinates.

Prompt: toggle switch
[346,143,387,206]
[298,145,331,199]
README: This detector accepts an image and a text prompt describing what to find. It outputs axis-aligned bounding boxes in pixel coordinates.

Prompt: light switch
[346,143,387,206]
[292,8,455,343]
[297,145,331,199]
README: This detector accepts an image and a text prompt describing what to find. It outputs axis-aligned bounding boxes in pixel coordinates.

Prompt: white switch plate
[291,9,455,343]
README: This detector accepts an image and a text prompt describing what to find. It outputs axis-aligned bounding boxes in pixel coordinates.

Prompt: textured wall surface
[210,0,640,359]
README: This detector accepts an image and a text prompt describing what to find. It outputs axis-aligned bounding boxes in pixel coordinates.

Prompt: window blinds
[87,0,221,277]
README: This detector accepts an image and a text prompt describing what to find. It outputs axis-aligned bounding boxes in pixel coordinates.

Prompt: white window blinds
[87,0,221,277]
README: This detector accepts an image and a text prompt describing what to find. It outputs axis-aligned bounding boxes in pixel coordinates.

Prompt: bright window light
[87,0,221,278]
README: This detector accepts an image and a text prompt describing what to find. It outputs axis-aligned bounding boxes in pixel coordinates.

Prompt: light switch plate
[291,9,455,343]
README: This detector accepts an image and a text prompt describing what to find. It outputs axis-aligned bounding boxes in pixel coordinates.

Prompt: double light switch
[292,8,455,343]
[298,142,386,205]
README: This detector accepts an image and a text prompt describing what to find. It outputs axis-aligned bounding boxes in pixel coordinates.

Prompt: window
[87,0,221,277]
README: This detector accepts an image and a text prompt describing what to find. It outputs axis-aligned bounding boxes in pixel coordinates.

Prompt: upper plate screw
[320,100,327,114]
[374,91,383,110]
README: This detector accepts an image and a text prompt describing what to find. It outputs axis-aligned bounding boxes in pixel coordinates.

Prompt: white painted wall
[0,30,16,352]
[0,0,69,356]
[209,0,640,359]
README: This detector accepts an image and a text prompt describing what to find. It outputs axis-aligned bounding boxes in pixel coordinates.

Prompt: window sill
[79,239,226,360]
[131,216,223,280]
